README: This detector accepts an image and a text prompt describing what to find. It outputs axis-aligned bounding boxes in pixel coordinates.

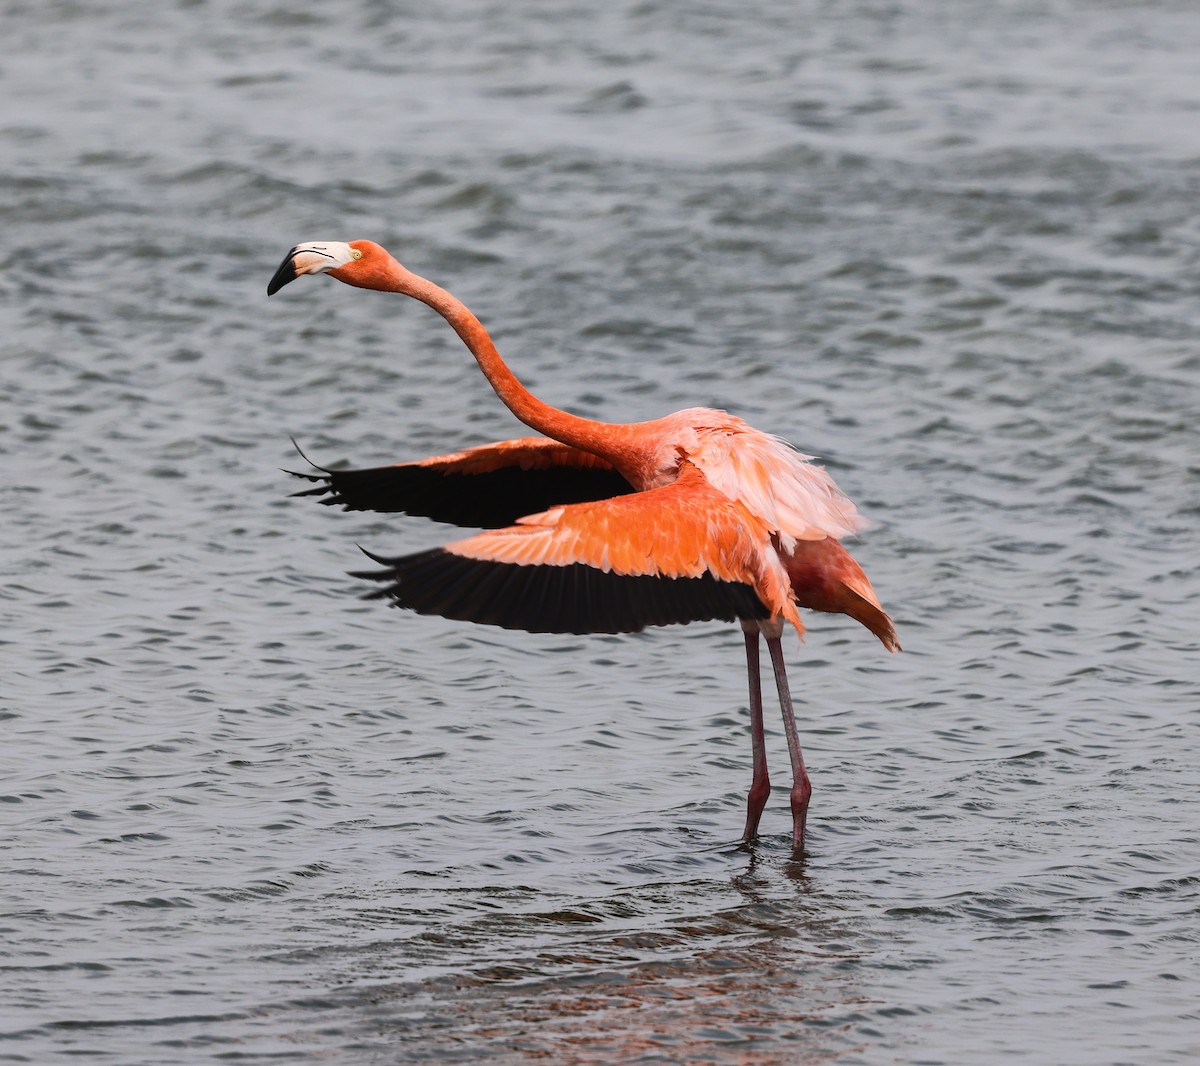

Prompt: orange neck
[349,253,627,460]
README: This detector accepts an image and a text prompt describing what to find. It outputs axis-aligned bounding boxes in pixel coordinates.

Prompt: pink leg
[766,633,811,852]
[741,625,770,843]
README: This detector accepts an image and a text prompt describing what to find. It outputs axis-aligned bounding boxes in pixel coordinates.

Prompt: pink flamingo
[269,240,899,851]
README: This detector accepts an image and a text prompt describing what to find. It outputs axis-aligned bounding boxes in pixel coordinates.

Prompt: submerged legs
[739,619,812,852]
[740,623,770,842]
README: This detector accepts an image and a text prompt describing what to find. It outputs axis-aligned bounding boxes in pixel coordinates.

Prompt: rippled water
[3,1,1199,1062]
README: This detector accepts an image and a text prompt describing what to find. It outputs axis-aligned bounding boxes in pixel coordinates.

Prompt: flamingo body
[269,238,899,850]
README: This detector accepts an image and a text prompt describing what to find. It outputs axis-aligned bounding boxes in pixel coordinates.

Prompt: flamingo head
[267,239,395,295]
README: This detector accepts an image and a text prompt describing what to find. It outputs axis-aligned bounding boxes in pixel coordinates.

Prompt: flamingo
[268,240,899,851]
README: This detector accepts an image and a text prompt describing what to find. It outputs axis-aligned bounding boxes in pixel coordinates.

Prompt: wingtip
[289,437,330,473]
[347,544,401,587]
[355,544,392,565]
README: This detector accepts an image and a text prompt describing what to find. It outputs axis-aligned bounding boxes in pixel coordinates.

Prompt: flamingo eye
[351,249,363,260]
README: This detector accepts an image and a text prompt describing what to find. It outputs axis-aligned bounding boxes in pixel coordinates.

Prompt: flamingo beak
[267,247,301,296]
[267,245,347,296]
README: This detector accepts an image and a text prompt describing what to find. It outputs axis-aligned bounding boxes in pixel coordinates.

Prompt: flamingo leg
[740,623,770,843]
[766,632,811,852]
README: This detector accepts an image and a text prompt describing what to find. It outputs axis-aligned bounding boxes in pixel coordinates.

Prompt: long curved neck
[387,263,627,458]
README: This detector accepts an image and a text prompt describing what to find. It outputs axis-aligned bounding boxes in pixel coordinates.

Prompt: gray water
[3,0,1199,1062]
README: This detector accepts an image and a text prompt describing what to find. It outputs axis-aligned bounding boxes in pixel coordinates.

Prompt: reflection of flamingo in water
[268,240,899,851]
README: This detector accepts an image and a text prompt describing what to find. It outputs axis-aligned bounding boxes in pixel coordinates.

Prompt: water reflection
[336,847,877,1063]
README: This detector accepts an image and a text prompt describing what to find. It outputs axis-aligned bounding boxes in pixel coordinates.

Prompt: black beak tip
[267,248,299,296]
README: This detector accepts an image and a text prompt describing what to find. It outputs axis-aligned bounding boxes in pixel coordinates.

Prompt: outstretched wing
[290,437,635,529]
[352,462,801,635]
